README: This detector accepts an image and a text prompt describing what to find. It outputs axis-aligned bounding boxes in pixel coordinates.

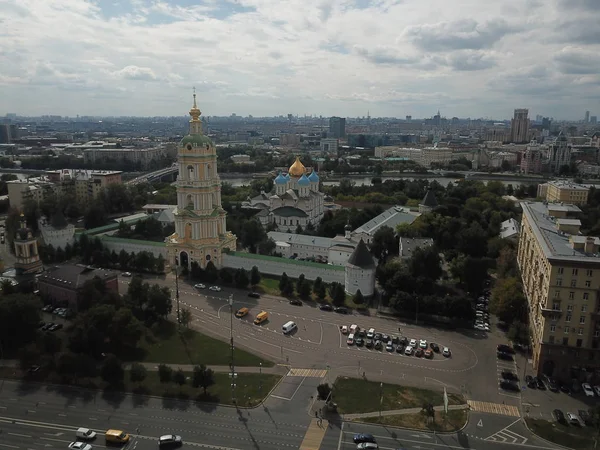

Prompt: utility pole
[229,294,237,404]
[174,265,181,329]
[379,382,383,418]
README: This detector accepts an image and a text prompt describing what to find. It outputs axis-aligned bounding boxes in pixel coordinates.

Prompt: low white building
[352,206,419,244]
[499,218,520,240]
[38,213,75,250]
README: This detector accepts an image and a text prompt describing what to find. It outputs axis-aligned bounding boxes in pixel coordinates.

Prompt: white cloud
[0,0,599,119]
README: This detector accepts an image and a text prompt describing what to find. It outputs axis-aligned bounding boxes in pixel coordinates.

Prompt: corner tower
[166,91,236,269]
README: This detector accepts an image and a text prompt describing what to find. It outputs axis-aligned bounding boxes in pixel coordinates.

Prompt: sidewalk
[0,359,288,376]
[342,403,469,420]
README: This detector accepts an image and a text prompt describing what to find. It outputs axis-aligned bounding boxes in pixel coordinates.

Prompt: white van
[282,321,297,334]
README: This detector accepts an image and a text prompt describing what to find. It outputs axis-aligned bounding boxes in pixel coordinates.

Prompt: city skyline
[1,0,599,120]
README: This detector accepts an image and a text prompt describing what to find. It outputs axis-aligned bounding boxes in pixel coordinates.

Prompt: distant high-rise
[591,116,598,125]
[510,108,529,143]
[585,111,590,123]
[405,115,412,122]
[542,117,551,129]
[329,117,346,138]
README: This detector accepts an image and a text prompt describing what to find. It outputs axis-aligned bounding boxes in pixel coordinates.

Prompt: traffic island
[332,376,465,414]
[359,409,468,432]
[525,418,597,449]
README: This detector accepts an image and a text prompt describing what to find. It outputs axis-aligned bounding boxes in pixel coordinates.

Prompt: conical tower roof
[50,210,68,229]
[421,189,438,208]
[347,239,375,269]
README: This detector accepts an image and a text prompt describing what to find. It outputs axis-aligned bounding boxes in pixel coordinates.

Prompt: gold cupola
[289,156,306,177]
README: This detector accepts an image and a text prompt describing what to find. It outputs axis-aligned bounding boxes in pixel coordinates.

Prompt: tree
[41,332,62,356]
[146,284,172,320]
[173,368,186,388]
[449,255,489,295]
[192,364,215,395]
[234,268,249,288]
[279,272,294,296]
[100,354,125,387]
[298,279,312,299]
[507,320,530,346]
[279,272,290,293]
[317,383,332,400]
[204,261,219,283]
[250,266,261,287]
[353,290,365,305]
[497,247,518,279]
[130,362,147,385]
[313,277,323,297]
[369,226,397,262]
[407,246,442,281]
[19,344,41,371]
[422,402,435,423]
[156,254,165,272]
[0,293,41,352]
[329,282,346,307]
[158,364,172,383]
[489,277,528,324]
[180,308,192,328]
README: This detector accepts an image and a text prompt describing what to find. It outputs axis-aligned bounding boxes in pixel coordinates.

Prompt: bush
[317,383,332,400]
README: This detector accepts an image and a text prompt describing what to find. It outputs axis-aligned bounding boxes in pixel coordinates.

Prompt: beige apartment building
[374,146,453,167]
[537,181,589,206]
[518,202,600,382]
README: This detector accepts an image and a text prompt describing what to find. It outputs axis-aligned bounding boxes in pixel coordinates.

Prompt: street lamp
[379,382,383,418]
[229,295,237,404]
[259,362,262,395]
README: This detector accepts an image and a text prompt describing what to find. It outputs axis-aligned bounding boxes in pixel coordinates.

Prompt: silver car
[158,435,183,448]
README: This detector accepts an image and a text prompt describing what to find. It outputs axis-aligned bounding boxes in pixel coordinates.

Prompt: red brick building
[37,264,119,311]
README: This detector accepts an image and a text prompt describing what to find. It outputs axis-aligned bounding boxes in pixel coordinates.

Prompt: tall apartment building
[83,146,165,169]
[520,139,543,174]
[548,135,572,174]
[510,109,530,143]
[540,180,590,206]
[329,117,346,139]
[518,202,600,381]
[374,146,453,168]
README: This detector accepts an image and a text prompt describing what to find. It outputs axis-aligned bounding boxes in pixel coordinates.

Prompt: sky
[1,0,599,120]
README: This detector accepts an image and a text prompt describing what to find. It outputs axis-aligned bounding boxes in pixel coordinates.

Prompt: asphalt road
[0,379,310,450]
[131,276,503,402]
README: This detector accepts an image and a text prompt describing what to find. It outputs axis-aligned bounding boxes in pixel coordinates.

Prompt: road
[0,379,311,450]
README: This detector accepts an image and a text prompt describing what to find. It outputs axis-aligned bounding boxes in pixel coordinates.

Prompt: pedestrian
[136,427,140,435]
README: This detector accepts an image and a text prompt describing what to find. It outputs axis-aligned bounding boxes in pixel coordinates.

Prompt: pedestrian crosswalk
[486,429,528,444]
[299,418,329,450]
[467,400,520,417]
[288,368,327,378]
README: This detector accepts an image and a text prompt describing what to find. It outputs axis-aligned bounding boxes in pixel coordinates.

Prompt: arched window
[186,194,194,209]
[185,223,193,240]
[187,165,194,181]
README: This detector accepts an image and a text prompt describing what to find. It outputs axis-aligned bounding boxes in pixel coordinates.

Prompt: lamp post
[259,362,262,395]
[379,382,383,418]
[174,265,181,330]
[229,294,236,404]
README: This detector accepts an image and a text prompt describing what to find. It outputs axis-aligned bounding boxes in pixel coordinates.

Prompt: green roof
[181,134,214,147]
[99,235,167,247]
[77,215,150,236]
[226,251,345,271]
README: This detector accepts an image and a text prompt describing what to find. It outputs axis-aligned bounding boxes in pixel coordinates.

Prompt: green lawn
[0,367,280,408]
[333,377,465,414]
[525,418,598,449]
[361,409,468,432]
[138,321,274,367]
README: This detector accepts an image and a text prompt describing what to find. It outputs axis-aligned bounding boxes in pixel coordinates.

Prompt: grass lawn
[138,321,274,367]
[333,377,465,414]
[0,367,280,408]
[525,418,598,449]
[360,409,468,432]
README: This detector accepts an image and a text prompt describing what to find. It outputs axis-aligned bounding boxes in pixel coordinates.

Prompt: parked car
[501,371,519,382]
[497,352,513,361]
[194,283,206,289]
[415,348,424,357]
[334,307,348,314]
[395,344,405,353]
[353,433,376,444]
[289,299,303,306]
[442,347,451,357]
[374,340,383,350]
[500,380,520,392]
[122,272,132,277]
[404,346,414,355]
[340,325,348,334]
[385,341,394,352]
[319,304,333,311]
[424,349,433,359]
[355,337,364,347]
[583,383,595,397]
[553,409,566,424]
[535,377,546,390]
[247,292,260,298]
[526,375,536,389]
[419,339,428,349]
[209,286,222,292]
[366,339,374,348]
[497,344,515,354]
[430,343,440,352]
[567,412,582,426]
[579,409,592,426]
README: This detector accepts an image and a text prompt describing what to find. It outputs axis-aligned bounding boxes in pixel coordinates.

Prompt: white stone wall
[222,254,344,283]
[328,248,353,266]
[345,265,376,296]
[99,236,167,259]
[39,224,75,250]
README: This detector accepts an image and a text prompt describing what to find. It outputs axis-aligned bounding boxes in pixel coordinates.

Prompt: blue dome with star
[297,174,310,186]
[308,171,319,182]
[275,172,287,184]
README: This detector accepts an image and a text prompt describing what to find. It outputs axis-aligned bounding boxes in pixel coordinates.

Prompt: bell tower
[14,214,43,275]
[165,92,237,270]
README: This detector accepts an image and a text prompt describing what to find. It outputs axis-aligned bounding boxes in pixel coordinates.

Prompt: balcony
[541,305,563,318]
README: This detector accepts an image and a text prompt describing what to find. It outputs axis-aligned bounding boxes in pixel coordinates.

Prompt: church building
[245,157,325,232]
[165,93,237,269]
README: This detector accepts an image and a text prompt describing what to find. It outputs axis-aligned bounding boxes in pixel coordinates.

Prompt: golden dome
[289,157,306,177]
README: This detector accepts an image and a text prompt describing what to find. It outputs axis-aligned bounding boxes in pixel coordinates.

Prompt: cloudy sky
[1,0,599,119]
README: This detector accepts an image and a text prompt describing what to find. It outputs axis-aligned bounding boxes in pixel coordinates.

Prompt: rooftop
[399,237,434,258]
[499,218,520,239]
[521,201,600,263]
[353,206,418,235]
[268,231,333,249]
[347,239,376,269]
[547,180,589,191]
[226,251,345,271]
[38,264,118,289]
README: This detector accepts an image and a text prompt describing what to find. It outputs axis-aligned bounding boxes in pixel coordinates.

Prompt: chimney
[585,236,597,254]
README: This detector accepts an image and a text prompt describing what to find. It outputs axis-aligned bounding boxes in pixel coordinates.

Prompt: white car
[385,341,394,352]
[75,428,97,440]
[209,286,222,292]
[158,434,183,447]
[404,345,414,355]
[419,339,427,349]
[194,283,206,289]
[122,272,132,277]
[475,323,490,331]
[68,443,92,450]
[582,383,594,397]
[409,338,417,347]
[366,328,375,339]
[442,347,451,357]
[340,325,348,334]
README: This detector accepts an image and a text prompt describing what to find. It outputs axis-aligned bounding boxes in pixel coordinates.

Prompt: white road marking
[8,433,32,438]
[0,444,19,449]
